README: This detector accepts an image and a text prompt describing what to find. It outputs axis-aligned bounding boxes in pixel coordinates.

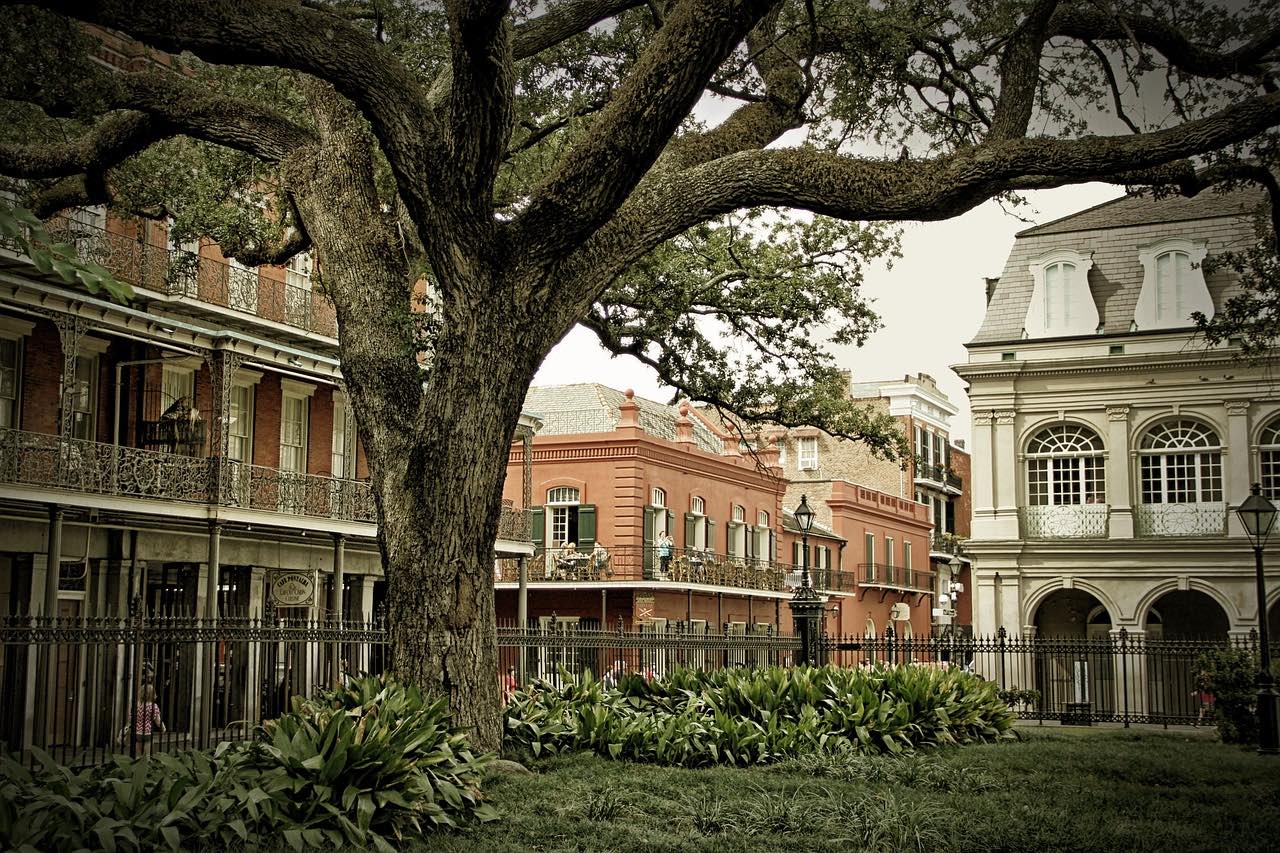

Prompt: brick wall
[254,374,282,469]
[309,386,335,476]
[19,320,61,435]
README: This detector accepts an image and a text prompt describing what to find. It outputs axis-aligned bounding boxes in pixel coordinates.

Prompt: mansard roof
[971,187,1263,346]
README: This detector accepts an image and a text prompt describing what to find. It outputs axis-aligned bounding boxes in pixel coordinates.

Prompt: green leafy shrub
[1193,647,1278,745]
[504,664,1013,768]
[0,675,495,852]
[997,687,1041,709]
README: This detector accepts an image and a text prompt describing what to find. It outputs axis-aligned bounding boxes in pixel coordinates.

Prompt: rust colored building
[498,384,937,645]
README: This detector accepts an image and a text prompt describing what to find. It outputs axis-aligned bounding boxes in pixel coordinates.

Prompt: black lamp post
[1236,483,1278,755]
[790,495,823,666]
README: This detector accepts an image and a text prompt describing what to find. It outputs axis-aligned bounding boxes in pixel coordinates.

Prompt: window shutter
[793,541,802,564]
[577,505,596,551]
[684,513,697,549]
[769,529,776,562]
[706,519,715,552]
[667,509,675,537]
[824,546,832,570]
[643,506,656,577]
[530,507,545,550]
[726,523,737,558]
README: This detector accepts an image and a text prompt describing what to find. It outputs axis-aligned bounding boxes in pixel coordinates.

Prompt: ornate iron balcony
[0,427,372,524]
[1134,502,1227,537]
[1019,504,1110,539]
[856,563,935,594]
[37,220,338,338]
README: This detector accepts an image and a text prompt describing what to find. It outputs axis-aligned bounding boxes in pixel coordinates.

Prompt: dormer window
[1024,249,1097,338]
[1135,239,1212,330]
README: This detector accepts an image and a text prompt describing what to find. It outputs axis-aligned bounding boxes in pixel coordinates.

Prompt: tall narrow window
[1043,262,1074,328]
[1154,251,1191,323]
[70,355,97,441]
[903,540,912,570]
[331,394,349,478]
[279,395,308,473]
[547,486,581,547]
[285,251,313,327]
[885,536,894,568]
[1260,418,1280,499]
[0,337,19,429]
[863,532,874,566]
[228,384,252,462]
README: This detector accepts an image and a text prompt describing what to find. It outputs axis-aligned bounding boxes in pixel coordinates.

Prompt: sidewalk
[1013,718,1220,739]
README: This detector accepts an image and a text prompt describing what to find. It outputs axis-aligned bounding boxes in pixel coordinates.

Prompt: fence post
[998,626,1007,690]
[1120,627,1129,728]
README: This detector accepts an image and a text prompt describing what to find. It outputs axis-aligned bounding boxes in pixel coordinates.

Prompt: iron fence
[1,614,1270,768]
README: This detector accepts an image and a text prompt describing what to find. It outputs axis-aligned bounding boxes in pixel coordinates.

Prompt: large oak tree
[1,0,1278,749]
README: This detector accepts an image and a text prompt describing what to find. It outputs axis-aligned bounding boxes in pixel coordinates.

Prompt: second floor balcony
[39,220,338,339]
[857,563,935,595]
[1020,504,1110,539]
[1135,502,1228,537]
[497,545,859,595]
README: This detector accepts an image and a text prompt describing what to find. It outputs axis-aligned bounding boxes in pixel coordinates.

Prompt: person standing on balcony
[657,532,673,578]
[590,542,611,578]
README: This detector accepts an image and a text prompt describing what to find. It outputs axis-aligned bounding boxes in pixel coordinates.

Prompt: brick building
[498,384,938,647]
[0,201,538,747]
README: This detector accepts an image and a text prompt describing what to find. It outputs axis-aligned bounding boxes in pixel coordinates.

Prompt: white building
[957,189,1280,647]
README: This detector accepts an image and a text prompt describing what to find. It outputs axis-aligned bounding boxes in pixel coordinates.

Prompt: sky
[532,182,1124,445]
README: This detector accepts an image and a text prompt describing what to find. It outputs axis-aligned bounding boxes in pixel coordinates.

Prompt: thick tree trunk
[285,84,547,751]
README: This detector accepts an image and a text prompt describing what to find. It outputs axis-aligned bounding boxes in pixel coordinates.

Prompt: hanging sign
[270,570,315,607]
[634,594,655,624]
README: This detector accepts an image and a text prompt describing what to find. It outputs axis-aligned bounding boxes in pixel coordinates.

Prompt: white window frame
[1261,418,1280,500]
[228,383,254,463]
[689,495,706,550]
[1024,249,1097,338]
[1135,239,1213,330]
[278,379,315,474]
[651,487,666,508]
[798,436,818,470]
[546,486,581,549]
[1138,419,1223,504]
[285,251,314,326]
[330,391,350,478]
[1026,423,1106,506]
[690,495,705,515]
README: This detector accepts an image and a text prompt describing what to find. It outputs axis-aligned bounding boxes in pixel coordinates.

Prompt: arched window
[690,496,705,515]
[1260,418,1280,499]
[1026,424,1105,506]
[1139,420,1223,504]
[546,486,581,547]
[732,505,745,522]
[1154,251,1191,323]
[651,487,666,508]
[1043,262,1075,328]
[757,510,769,527]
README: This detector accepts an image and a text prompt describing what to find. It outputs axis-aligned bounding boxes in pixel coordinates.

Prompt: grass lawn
[423,730,1280,853]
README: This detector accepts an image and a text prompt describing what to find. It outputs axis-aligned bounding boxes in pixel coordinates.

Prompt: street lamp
[1236,483,1278,755]
[795,495,815,588]
[790,495,822,666]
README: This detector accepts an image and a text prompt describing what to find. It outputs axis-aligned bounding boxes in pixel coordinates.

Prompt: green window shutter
[684,513,697,548]
[726,523,737,558]
[706,519,715,552]
[770,530,776,562]
[577,505,596,551]
[530,507,544,550]
[793,541,802,564]
[643,506,656,577]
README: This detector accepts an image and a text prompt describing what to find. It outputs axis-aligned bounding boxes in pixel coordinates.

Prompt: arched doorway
[1143,590,1229,720]
[1032,590,1115,720]
[1143,590,1229,641]
[1033,588,1113,639]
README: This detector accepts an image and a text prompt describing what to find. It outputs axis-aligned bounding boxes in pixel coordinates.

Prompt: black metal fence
[1,615,1269,767]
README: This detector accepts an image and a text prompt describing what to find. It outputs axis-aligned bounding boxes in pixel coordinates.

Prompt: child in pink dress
[134,684,166,755]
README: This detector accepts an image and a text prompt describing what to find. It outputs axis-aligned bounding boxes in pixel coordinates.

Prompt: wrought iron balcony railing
[914,459,945,484]
[496,544,857,594]
[856,563,935,594]
[1019,504,1110,539]
[497,500,531,541]
[36,220,339,338]
[928,530,968,556]
[1134,502,1228,537]
[945,469,963,490]
[0,427,371,524]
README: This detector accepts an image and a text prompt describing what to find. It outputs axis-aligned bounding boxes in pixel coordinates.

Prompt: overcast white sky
[533,182,1124,444]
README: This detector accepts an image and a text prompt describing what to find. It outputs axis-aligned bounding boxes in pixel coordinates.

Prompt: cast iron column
[789,528,823,666]
[1254,541,1279,754]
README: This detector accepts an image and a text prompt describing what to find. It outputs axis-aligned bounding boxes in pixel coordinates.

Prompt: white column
[992,410,1019,539]
[970,411,998,538]
[973,571,1000,636]
[244,567,265,728]
[1106,406,1134,538]
[1226,401,1251,537]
